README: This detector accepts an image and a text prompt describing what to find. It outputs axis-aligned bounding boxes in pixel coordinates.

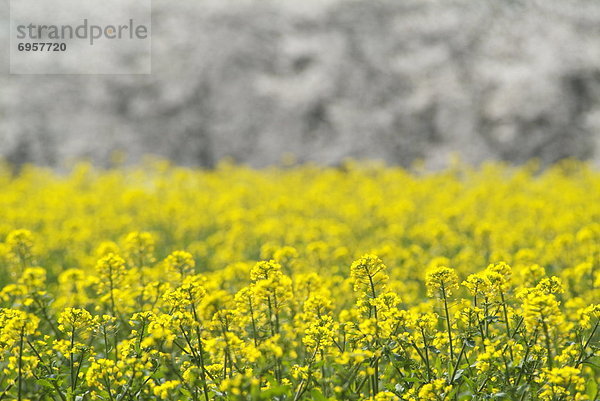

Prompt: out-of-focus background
[3,0,600,169]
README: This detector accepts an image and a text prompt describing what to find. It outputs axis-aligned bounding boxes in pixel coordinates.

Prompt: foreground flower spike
[6,229,35,274]
[124,231,156,268]
[95,253,127,316]
[165,250,196,280]
[350,254,389,297]
[425,265,459,298]
[425,265,459,360]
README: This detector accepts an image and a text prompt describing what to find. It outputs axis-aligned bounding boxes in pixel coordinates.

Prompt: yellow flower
[522,290,564,334]
[162,274,206,309]
[153,380,180,399]
[417,378,452,400]
[0,308,39,345]
[303,315,337,352]
[5,229,35,271]
[537,367,585,401]
[95,253,127,290]
[145,313,176,347]
[250,260,283,281]
[462,272,490,296]
[577,304,600,329]
[350,254,388,296]
[425,265,458,298]
[57,307,95,334]
[18,267,46,290]
[536,276,564,295]
[0,161,597,400]
[164,250,195,278]
[124,231,156,268]
[370,391,399,401]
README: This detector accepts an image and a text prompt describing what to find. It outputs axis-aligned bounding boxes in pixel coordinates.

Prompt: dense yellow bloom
[403,378,452,401]
[6,229,35,270]
[162,274,206,309]
[536,276,564,295]
[425,265,459,298]
[254,272,293,316]
[303,315,336,353]
[484,262,512,293]
[537,367,586,401]
[146,313,176,346]
[517,263,546,287]
[86,358,121,388]
[0,161,597,400]
[366,391,399,401]
[95,253,127,290]
[462,272,490,296]
[0,308,39,341]
[577,304,600,329]
[56,268,95,308]
[57,307,95,334]
[153,380,180,399]
[273,246,299,273]
[124,231,156,268]
[18,267,46,290]
[522,291,564,333]
[164,250,196,279]
[250,260,283,281]
[350,254,389,296]
[476,339,503,374]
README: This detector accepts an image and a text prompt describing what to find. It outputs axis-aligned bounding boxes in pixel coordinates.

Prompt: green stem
[18,327,24,401]
[248,299,259,347]
[449,340,466,383]
[576,319,599,367]
[441,285,455,361]
[26,340,67,401]
[293,344,320,401]
[190,304,210,401]
[70,327,76,401]
[367,274,379,394]
[499,291,514,360]
[542,321,553,369]
[418,328,433,382]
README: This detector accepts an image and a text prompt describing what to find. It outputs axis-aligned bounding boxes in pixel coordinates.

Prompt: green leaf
[452,368,465,381]
[36,379,54,389]
[309,389,328,401]
[485,316,500,324]
[586,378,598,400]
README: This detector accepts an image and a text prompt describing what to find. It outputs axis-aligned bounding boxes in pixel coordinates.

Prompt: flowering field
[0,160,598,401]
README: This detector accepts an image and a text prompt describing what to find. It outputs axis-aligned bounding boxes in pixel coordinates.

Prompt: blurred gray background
[3,0,600,169]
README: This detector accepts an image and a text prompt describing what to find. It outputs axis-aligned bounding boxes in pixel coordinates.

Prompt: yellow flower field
[0,159,598,400]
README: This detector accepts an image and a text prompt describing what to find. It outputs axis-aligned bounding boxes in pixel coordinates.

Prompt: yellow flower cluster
[0,160,597,400]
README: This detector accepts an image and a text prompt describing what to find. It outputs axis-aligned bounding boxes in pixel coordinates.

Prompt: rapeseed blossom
[0,160,597,399]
